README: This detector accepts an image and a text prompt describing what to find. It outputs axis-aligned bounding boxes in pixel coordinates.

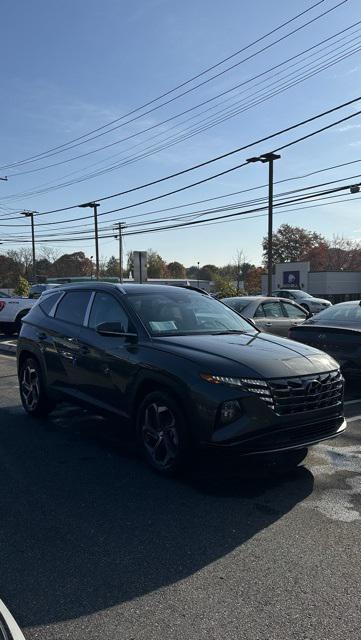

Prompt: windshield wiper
[210,329,247,335]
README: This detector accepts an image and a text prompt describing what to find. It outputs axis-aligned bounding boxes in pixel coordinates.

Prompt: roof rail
[168,283,211,296]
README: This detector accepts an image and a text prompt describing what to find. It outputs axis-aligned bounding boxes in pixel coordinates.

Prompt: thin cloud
[338,124,361,132]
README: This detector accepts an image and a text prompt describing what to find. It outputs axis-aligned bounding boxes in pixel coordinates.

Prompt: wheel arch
[131,374,192,425]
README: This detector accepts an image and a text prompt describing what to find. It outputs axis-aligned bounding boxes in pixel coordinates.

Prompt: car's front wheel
[137,391,189,475]
[19,357,55,417]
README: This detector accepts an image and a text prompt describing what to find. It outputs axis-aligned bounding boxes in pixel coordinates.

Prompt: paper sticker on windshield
[149,321,177,332]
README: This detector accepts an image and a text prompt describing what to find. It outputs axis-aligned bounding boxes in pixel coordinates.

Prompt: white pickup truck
[0,296,36,336]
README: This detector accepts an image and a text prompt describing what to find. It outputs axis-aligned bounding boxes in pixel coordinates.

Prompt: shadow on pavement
[0,404,314,627]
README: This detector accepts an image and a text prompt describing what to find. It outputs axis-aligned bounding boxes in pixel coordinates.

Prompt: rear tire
[19,356,55,417]
[136,391,190,476]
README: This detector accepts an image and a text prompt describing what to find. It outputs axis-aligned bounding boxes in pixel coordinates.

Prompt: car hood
[153,332,338,378]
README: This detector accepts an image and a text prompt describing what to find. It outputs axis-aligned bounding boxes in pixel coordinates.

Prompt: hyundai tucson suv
[17,283,345,475]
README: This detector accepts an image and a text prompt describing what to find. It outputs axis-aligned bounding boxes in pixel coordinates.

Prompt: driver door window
[88,292,129,331]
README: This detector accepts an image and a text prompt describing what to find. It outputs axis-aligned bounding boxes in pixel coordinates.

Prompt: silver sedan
[221,296,309,337]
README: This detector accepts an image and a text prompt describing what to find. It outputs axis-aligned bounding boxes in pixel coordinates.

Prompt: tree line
[1,224,360,293]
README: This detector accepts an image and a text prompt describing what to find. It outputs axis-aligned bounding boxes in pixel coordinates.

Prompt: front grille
[267,370,344,416]
[236,417,345,452]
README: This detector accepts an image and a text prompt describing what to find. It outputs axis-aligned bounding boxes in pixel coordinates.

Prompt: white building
[262,261,361,303]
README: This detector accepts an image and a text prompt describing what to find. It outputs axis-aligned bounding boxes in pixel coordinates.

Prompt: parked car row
[16,283,346,475]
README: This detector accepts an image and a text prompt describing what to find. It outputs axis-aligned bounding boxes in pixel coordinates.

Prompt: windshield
[292,290,312,298]
[127,290,256,336]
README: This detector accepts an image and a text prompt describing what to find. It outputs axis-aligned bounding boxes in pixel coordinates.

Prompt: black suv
[17,283,345,474]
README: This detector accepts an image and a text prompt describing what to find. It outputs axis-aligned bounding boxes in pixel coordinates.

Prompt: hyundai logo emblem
[305,379,322,395]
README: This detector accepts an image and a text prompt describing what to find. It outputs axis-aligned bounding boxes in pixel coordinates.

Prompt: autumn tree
[52,252,93,277]
[263,224,325,265]
[244,266,265,295]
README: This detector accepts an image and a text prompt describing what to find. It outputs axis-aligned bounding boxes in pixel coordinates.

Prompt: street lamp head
[19,210,37,217]
[246,153,281,164]
[350,184,360,194]
[79,201,100,208]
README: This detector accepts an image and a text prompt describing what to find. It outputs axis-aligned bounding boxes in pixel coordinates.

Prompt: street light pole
[246,152,281,296]
[20,210,37,282]
[79,202,100,279]
[197,261,200,288]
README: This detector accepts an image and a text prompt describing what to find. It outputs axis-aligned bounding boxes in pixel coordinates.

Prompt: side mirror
[306,311,313,319]
[96,322,138,339]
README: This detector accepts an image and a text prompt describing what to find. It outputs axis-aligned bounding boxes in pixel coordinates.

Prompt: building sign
[283,270,300,287]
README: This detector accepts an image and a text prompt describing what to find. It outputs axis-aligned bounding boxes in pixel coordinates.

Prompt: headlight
[200,373,274,408]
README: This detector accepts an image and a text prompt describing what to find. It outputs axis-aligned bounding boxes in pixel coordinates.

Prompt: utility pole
[246,152,281,296]
[197,261,200,288]
[79,202,100,279]
[20,210,37,282]
[113,222,124,282]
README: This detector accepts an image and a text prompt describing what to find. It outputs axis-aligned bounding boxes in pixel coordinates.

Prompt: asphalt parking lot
[0,351,360,640]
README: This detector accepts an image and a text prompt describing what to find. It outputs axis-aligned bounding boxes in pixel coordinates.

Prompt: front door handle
[79,345,90,355]
[265,322,272,327]
[37,332,47,341]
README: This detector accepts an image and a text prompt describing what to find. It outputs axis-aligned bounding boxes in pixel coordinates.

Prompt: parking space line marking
[345,399,361,405]
[347,414,361,423]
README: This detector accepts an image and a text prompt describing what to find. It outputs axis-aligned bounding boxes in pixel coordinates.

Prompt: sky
[1,0,361,268]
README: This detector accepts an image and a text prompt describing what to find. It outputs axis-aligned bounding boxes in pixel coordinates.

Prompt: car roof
[223,296,295,303]
[51,282,209,295]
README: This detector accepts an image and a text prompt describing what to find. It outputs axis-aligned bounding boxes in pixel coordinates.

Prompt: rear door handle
[265,322,272,327]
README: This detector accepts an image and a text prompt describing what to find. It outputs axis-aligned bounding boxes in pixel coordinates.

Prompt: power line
[6,18,360,182]
[0,0,334,171]
[2,184,359,243]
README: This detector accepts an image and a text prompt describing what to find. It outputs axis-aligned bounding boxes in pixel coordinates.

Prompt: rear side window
[39,292,63,316]
[262,301,284,318]
[54,291,91,325]
[281,302,307,319]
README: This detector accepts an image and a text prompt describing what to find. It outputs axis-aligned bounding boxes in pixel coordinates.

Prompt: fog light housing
[220,400,242,425]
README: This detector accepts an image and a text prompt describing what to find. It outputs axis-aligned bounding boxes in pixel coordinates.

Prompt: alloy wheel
[20,364,40,411]
[141,402,179,469]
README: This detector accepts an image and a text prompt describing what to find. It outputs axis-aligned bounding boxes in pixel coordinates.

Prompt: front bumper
[206,415,346,454]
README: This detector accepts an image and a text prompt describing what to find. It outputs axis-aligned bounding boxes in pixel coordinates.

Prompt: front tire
[19,357,55,417]
[136,391,189,475]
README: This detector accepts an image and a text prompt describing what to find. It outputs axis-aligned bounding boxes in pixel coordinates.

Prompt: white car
[0,296,36,336]
[272,289,332,314]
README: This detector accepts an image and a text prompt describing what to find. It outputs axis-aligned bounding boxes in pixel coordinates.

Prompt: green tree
[14,275,30,297]
[167,261,186,278]
[105,255,119,276]
[147,249,168,278]
[262,224,325,265]
[199,264,219,280]
[213,276,238,298]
